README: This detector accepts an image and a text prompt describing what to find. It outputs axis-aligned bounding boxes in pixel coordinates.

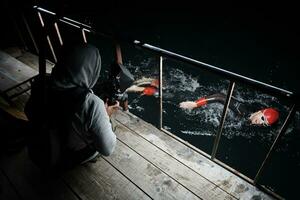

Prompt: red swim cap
[262,108,279,125]
[143,87,158,96]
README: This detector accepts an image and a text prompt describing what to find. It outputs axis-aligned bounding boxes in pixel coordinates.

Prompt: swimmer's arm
[179,101,198,109]
[134,77,155,85]
[125,85,145,93]
[180,97,208,109]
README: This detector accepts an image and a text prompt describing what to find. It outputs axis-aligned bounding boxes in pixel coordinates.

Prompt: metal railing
[22,5,298,199]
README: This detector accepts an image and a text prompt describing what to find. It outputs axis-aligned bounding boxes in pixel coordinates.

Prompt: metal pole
[37,11,57,63]
[33,6,296,99]
[133,40,293,98]
[211,81,235,159]
[36,12,46,78]
[159,56,163,129]
[54,22,63,46]
[82,28,87,43]
[46,35,57,62]
[115,43,123,64]
[38,14,47,113]
[114,42,128,111]
[254,104,296,183]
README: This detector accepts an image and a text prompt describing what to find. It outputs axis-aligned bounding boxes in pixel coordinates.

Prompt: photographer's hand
[105,100,120,117]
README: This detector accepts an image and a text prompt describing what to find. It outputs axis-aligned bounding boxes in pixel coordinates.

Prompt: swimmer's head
[249,108,279,126]
[143,87,159,97]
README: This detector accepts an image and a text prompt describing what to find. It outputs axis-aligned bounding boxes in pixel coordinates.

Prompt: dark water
[89,13,300,199]
[119,54,300,200]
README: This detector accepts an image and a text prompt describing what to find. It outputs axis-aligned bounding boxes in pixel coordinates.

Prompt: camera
[96,62,134,108]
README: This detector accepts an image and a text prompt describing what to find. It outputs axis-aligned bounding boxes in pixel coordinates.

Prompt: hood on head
[51,44,101,90]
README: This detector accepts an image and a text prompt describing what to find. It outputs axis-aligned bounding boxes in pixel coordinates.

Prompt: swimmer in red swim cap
[249,108,279,126]
[126,77,159,97]
[180,93,279,126]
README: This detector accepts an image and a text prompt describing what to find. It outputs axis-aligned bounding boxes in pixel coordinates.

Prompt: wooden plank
[0,169,21,200]
[0,50,38,92]
[17,51,54,74]
[4,47,54,73]
[0,87,30,121]
[63,156,151,200]
[114,121,236,200]
[0,149,78,200]
[3,47,23,58]
[10,92,30,110]
[104,139,201,200]
[113,110,273,200]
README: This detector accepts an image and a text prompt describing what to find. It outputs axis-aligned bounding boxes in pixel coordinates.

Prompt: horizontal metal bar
[3,76,37,93]
[160,125,285,199]
[161,126,284,199]
[33,6,56,15]
[214,158,285,200]
[133,40,293,98]
[32,5,296,100]
[33,6,92,29]
[59,19,81,29]
[62,17,92,29]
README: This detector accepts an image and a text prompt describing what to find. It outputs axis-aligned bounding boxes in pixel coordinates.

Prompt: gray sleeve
[86,94,116,156]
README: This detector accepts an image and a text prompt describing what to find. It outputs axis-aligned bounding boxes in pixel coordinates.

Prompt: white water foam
[126,60,297,147]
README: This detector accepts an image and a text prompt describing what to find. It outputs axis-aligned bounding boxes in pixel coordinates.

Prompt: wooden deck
[0,49,274,200]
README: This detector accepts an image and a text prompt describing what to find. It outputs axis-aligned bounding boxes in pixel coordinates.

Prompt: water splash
[126,61,297,149]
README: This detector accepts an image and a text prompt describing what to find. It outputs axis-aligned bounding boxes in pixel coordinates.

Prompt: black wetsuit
[204,93,249,116]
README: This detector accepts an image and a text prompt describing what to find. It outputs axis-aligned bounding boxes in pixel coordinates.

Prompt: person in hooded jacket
[25,44,119,170]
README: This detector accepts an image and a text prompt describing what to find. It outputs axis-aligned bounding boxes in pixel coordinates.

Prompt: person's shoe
[80,151,99,164]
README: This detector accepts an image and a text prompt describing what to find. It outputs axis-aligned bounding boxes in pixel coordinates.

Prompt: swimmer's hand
[179,101,198,109]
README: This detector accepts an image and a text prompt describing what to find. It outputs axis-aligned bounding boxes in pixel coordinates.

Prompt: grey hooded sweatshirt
[44,44,116,156]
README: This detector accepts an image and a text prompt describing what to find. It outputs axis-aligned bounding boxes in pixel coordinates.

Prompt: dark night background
[1,0,299,93]
[1,0,299,199]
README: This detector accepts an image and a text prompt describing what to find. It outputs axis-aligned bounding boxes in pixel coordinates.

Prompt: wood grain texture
[63,156,151,200]
[113,110,273,200]
[0,149,78,200]
[114,121,236,200]
[104,139,201,200]
[0,50,38,91]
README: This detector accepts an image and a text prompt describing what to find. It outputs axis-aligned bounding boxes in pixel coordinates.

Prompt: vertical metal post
[159,56,163,129]
[38,12,47,112]
[35,12,47,78]
[37,11,57,62]
[211,81,235,159]
[46,35,57,62]
[82,28,87,43]
[114,42,128,111]
[115,43,123,64]
[54,22,63,46]
[254,104,296,183]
